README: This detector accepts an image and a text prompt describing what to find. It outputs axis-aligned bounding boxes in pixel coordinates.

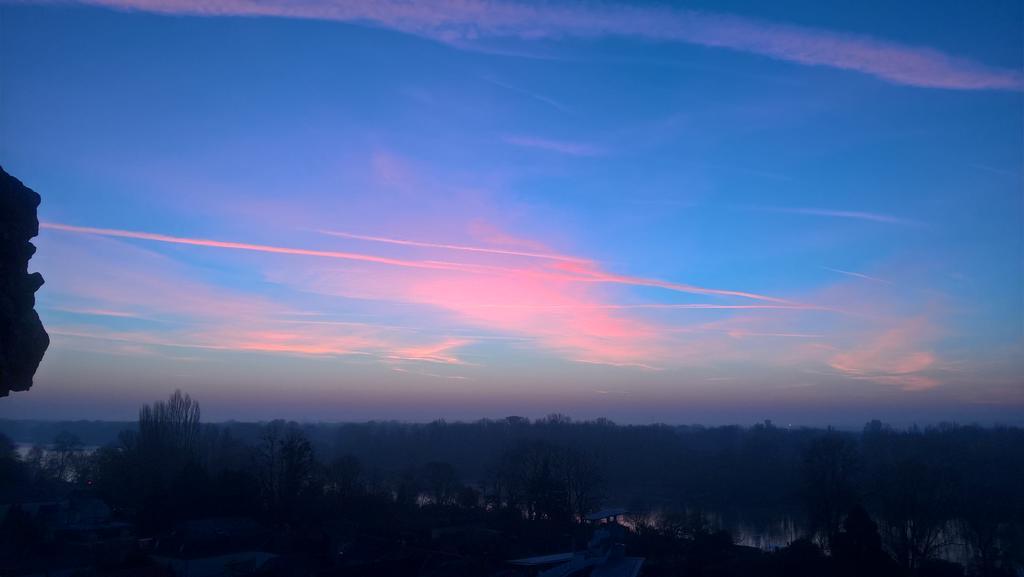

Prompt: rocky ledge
[1,166,49,396]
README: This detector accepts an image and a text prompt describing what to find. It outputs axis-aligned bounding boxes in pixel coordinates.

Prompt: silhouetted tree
[325,454,362,502]
[873,459,951,571]
[394,466,421,508]
[7,413,1021,577]
[457,484,481,509]
[562,447,604,522]
[658,509,714,540]
[422,461,459,506]
[88,391,206,532]
[801,432,860,549]
[506,442,570,522]
[0,433,25,498]
[256,420,315,521]
[47,430,82,481]
[138,389,201,456]
[951,430,1021,577]
[831,505,900,577]
[22,444,44,482]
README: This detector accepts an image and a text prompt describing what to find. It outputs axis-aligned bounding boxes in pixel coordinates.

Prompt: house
[509,509,644,577]
[152,551,279,577]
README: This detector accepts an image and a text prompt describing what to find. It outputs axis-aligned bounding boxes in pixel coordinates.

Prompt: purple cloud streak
[61,0,1024,90]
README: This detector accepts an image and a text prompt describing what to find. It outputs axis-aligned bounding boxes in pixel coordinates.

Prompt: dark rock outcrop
[1,166,48,396]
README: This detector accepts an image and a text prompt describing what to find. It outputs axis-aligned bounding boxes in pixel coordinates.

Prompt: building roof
[508,552,575,566]
[152,551,277,577]
[585,508,628,522]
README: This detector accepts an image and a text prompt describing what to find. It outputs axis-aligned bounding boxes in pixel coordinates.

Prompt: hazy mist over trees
[2,391,1022,576]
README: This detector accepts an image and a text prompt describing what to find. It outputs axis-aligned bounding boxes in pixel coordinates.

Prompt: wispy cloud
[553,260,796,304]
[503,135,605,157]
[264,254,675,367]
[39,214,961,388]
[574,359,660,370]
[387,338,472,365]
[453,303,820,311]
[43,221,793,303]
[827,317,940,391]
[61,0,1024,90]
[318,229,589,263]
[747,206,918,225]
[37,230,296,323]
[50,323,472,363]
[42,222,463,271]
[37,232,478,364]
[392,366,469,380]
[48,306,148,319]
[725,330,823,339]
[480,75,572,113]
[43,220,805,366]
[821,267,892,284]
[968,163,1020,179]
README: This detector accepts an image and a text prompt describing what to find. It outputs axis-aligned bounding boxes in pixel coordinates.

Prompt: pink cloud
[66,0,1024,90]
[36,231,293,322]
[36,207,953,384]
[50,322,474,366]
[262,246,674,366]
[467,220,554,252]
[449,303,813,311]
[827,317,941,391]
[43,216,837,368]
[387,338,472,365]
[49,325,374,357]
[199,327,382,356]
[36,232,477,365]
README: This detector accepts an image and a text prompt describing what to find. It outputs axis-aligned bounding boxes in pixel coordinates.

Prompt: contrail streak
[43,222,465,271]
[318,229,590,263]
[42,221,797,303]
[822,266,892,284]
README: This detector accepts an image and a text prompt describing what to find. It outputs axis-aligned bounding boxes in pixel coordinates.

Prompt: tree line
[1,392,1021,576]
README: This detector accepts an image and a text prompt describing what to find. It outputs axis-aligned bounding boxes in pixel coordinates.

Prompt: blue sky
[0,0,1021,425]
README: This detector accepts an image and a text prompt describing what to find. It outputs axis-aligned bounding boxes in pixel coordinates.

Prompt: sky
[1,0,1022,426]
